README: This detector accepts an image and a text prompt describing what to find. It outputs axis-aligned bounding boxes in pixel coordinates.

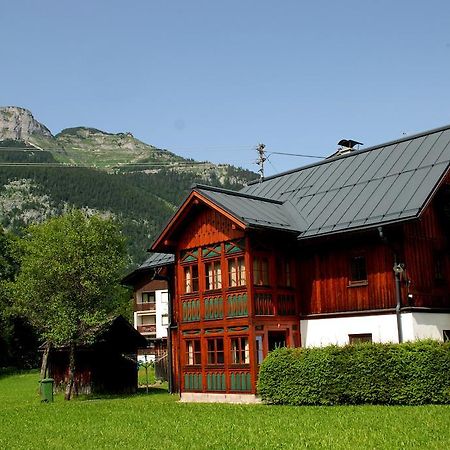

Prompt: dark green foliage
[0,228,39,369]
[258,341,450,405]
[0,165,257,264]
[0,140,57,164]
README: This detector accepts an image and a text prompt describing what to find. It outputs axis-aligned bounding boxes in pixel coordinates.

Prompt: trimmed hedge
[257,340,450,405]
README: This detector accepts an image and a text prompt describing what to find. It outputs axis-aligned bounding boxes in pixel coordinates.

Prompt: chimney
[336,139,363,156]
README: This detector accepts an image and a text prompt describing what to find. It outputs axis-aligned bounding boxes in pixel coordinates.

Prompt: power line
[268,150,325,159]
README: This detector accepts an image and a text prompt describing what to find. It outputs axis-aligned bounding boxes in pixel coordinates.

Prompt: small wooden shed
[46,316,147,395]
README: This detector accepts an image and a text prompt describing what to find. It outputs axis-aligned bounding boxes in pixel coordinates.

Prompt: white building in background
[122,254,174,362]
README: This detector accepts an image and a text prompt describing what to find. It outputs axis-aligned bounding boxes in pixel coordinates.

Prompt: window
[349,333,372,344]
[140,315,156,325]
[228,257,246,287]
[185,339,201,365]
[230,336,249,365]
[277,257,292,287]
[349,256,367,284]
[207,338,224,365]
[253,256,269,286]
[184,265,199,293]
[443,330,450,342]
[161,314,169,326]
[140,292,156,305]
[256,335,264,365]
[205,260,222,290]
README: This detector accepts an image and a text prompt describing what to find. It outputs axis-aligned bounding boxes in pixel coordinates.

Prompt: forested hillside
[0,107,258,265]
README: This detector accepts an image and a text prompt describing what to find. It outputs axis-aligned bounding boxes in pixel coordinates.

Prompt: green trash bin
[40,378,54,403]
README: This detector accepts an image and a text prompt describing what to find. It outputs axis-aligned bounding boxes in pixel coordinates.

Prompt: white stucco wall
[300,312,450,347]
[403,312,450,341]
[133,289,169,339]
[300,314,400,347]
[155,289,169,339]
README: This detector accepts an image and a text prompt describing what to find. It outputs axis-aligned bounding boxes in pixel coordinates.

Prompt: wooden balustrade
[184,372,202,391]
[137,325,156,334]
[135,302,156,312]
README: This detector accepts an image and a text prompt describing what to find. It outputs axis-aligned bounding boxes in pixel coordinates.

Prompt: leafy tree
[12,210,130,399]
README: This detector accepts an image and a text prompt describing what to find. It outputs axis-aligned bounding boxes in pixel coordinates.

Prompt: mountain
[0,106,258,264]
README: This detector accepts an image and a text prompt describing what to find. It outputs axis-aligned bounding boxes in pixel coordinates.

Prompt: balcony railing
[137,325,156,334]
[135,302,156,312]
[254,290,296,316]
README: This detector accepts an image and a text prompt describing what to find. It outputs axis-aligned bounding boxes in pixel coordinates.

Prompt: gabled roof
[152,123,450,249]
[194,185,307,233]
[242,124,450,238]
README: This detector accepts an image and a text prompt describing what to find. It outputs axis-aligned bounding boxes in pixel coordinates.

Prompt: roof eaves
[194,184,283,204]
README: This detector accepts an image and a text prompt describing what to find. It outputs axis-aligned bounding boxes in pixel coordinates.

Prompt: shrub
[257,340,450,405]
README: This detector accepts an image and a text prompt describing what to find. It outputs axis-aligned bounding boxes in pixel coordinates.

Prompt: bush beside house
[258,340,450,405]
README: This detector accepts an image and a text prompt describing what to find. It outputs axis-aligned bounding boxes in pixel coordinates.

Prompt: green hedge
[257,340,450,405]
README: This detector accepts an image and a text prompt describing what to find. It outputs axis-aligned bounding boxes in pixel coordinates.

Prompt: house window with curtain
[253,256,269,286]
[184,265,199,293]
[230,336,249,365]
[185,339,201,365]
[276,257,292,287]
[205,260,222,290]
[228,257,246,287]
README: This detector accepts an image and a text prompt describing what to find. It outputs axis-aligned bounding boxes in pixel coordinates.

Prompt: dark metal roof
[140,252,175,269]
[195,185,304,233]
[121,252,174,285]
[240,124,450,239]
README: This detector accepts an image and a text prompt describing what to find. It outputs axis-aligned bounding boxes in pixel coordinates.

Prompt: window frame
[185,338,202,366]
[276,257,292,288]
[348,333,372,344]
[227,256,246,288]
[183,264,199,294]
[349,255,368,286]
[206,337,225,365]
[230,336,250,366]
[139,292,156,305]
[253,255,270,286]
[205,259,222,291]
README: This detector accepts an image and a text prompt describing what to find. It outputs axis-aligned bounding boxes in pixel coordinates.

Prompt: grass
[1,371,450,449]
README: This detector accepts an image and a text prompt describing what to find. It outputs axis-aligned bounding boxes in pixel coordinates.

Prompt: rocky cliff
[0,106,53,142]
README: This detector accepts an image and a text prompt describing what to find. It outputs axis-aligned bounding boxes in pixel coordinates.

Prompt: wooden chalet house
[151,124,450,402]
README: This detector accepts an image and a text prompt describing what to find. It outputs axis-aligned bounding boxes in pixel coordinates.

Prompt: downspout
[378,227,403,343]
[152,267,175,394]
[394,265,404,343]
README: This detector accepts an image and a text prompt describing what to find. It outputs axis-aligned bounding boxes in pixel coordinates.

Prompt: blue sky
[1,0,450,174]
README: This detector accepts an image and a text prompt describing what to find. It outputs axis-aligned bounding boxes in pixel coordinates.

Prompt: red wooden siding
[403,202,450,308]
[299,239,396,315]
[178,206,243,249]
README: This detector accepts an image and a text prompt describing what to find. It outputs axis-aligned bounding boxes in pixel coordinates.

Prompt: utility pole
[256,143,266,182]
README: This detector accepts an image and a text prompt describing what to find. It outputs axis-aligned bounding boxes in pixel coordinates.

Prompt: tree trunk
[64,342,76,400]
[40,342,51,380]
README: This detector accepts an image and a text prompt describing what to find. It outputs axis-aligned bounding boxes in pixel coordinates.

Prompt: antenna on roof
[256,143,266,182]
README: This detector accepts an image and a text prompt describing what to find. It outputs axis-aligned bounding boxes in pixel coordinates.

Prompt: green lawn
[1,371,450,449]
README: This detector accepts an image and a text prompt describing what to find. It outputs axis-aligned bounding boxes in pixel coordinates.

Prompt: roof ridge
[246,122,450,186]
[194,183,283,204]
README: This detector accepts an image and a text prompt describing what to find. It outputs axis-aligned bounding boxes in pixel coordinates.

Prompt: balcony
[135,302,156,312]
[137,325,156,334]
[254,290,296,316]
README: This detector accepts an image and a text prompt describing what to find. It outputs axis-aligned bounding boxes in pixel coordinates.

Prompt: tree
[12,210,130,399]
